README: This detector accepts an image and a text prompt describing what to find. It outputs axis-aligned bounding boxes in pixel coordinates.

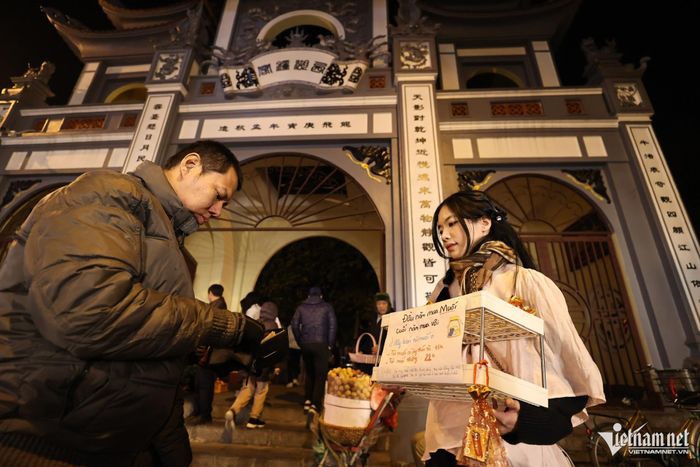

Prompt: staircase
[185,384,392,466]
[185,384,690,466]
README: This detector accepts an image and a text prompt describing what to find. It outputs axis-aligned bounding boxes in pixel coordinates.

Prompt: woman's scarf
[449,240,518,294]
[450,240,517,466]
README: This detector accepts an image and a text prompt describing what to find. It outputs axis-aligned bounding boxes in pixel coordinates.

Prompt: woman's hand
[494,398,520,435]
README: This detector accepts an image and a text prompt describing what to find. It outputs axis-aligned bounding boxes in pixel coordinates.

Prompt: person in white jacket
[422,190,605,466]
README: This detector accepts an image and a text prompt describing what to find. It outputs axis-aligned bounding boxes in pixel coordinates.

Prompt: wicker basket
[348,333,378,365]
[320,419,366,446]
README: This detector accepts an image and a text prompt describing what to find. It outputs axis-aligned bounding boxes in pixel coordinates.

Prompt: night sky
[1,1,697,232]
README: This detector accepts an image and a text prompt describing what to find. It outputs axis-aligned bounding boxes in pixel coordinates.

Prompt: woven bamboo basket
[319,419,366,446]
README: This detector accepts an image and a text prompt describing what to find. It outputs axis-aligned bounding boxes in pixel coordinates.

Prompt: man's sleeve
[291,309,302,344]
[25,203,241,360]
[327,305,337,345]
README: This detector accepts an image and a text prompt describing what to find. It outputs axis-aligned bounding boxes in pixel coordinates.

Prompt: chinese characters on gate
[125,95,172,173]
[404,84,444,307]
[631,126,700,327]
[218,49,368,96]
[200,114,368,139]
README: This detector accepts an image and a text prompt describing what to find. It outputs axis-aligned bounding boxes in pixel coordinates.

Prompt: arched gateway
[486,175,647,398]
[184,153,386,336]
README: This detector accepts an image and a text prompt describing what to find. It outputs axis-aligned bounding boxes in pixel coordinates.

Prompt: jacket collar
[131,161,198,238]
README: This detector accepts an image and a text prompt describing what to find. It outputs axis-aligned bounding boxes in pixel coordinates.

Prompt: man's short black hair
[208,283,224,297]
[164,140,243,191]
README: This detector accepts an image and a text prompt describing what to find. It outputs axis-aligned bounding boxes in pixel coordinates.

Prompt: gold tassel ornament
[457,360,508,467]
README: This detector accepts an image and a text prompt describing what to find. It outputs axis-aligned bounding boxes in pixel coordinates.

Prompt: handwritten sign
[378,296,465,383]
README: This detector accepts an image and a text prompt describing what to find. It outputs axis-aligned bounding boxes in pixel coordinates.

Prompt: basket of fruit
[322,367,373,446]
[348,333,378,365]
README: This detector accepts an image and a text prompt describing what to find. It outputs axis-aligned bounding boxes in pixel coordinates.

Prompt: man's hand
[494,398,520,436]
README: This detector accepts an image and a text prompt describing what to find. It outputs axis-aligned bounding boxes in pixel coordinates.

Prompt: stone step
[188,417,391,451]
[208,388,308,423]
[189,384,391,465]
[188,422,313,447]
[191,442,314,467]
[191,442,392,467]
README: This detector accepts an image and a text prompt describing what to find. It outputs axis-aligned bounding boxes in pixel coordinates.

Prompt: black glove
[235,315,265,354]
[249,329,289,376]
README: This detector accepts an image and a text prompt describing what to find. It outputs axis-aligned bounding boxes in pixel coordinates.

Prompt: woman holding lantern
[422,190,605,466]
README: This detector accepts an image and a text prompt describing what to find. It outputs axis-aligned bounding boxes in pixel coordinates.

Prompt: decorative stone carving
[399,41,431,70]
[24,62,55,85]
[234,67,259,90]
[320,63,348,87]
[166,3,210,54]
[343,145,391,184]
[562,169,611,203]
[581,37,650,82]
[391,0,439,36]
[0,62,56,101]
[153,53,183,80]
[40,7,88,31]
[315,34,389,64]
[457,170,495,192]
[614,83,643,107]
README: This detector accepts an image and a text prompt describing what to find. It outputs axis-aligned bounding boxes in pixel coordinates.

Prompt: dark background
[1,0,697,234]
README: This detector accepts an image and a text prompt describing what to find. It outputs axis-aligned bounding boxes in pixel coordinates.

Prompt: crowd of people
[0,139,604,466]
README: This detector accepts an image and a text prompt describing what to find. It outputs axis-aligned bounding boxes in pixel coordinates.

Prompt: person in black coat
[187,284,228,425]
[356,292,394,374]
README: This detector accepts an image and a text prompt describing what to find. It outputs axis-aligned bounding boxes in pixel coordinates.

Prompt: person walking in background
[226,301,282,433]
[241,291,262,321]
[187,283,228,425]
[291,286,337,412]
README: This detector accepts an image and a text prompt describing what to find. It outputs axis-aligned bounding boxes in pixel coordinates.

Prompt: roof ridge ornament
[390,0,440,36]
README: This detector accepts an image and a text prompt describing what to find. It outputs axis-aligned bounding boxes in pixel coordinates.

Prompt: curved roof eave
[98,0,199,30]
[45,8,182,61]
[419,0,580,47]
[418,0,578,19]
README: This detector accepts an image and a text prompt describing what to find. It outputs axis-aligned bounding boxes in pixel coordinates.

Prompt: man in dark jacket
[291,287,337,411]
[0,141,270,465]
[188,283,229,425]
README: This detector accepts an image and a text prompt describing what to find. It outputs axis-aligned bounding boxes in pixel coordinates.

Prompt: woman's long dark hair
[431,190,536,270]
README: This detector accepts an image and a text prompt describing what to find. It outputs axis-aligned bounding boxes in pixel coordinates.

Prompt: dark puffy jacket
[0,162,244,462]
[291,296,337,345]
